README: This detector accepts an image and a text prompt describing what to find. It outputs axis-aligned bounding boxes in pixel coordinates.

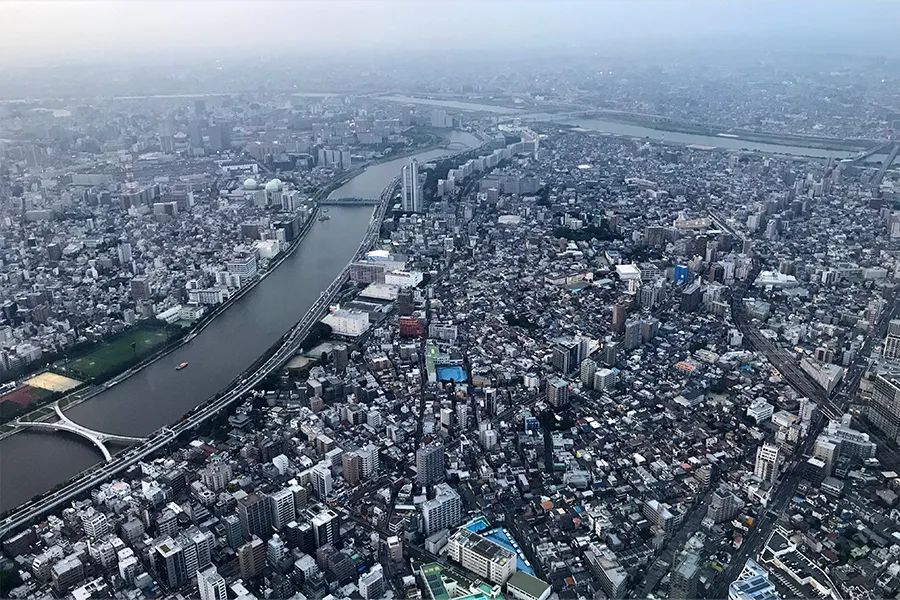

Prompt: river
[0,130,480,512]
[379,95,881,160]
[561,117,861,160]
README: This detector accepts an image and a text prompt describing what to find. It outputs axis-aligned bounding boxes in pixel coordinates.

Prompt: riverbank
[0,143,431,432]
[571,110,878,151]
[0,131,484,513]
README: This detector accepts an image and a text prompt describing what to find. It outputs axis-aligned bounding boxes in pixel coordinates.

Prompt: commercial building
[446,529,517,584]
[869,372,900,445]
[402,158,422,212]
[197,566,227,600]
[754,442,781,483]
[237,492,272,540]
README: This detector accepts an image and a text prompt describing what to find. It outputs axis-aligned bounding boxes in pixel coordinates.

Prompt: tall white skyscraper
[197,566,227,600]
[401,158,422,212]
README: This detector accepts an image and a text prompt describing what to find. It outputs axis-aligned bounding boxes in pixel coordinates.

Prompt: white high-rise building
[269,488,296,531]
[754,442,781,483]
[311,463,333,499]
[359,443,379,478]
[421,483,462,535]
[401,159,422,212]
[197,566,227,600]
[81,509,110,539]
[359,564,386,599]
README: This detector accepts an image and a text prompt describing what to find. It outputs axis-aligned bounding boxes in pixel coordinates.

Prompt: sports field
[0,385,55,420]
[25,372,82,393]
[63,325,175,380]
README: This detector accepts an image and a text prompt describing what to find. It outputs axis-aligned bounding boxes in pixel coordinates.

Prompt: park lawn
[64,326,175,380]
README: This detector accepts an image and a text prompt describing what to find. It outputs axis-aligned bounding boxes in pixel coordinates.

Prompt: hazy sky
[1,0,899,67]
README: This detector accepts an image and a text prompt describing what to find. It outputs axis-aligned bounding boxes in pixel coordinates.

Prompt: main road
[0,130,482,514]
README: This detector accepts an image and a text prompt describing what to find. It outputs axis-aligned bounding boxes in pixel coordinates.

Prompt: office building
[869,372,900,445]
[237,492,272,540]
[883,320,900,361]
[611,303,627,334]
[197,566,227,600]
[269,488,296,531]
[754,442,780,483]
[311,463,333,499]
[151,537,188,591]
[307,504,339,548]
[359,564,386,600]
[238,536,266,580]
[813,436,839,474]
[81,508,110,539]
[551,337,581,373]
[223,514,242,549]
[402,158,422,212]
[416,443,446,485]
[421,483,462,535]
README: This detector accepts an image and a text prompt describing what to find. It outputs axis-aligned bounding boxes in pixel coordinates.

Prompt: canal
[0,130,480,512]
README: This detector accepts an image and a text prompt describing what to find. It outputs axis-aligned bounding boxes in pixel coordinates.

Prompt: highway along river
[0,131,480,512]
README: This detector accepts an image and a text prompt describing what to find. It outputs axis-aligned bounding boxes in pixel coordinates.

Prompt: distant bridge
[18,403,146,462]
[442,141,470,150]
[319,197,380,206]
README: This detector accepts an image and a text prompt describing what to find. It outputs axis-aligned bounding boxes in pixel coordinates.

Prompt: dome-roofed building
[243,177,258,191]
[264,178,284,207]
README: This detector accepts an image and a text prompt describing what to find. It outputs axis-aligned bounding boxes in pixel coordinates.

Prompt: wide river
[0,130,480,512]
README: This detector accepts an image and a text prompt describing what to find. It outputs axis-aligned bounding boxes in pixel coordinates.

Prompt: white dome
[243,177,258,190]
[265,178,283,192]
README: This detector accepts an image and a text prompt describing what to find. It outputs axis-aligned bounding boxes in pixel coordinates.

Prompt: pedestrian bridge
[18,403,146,462]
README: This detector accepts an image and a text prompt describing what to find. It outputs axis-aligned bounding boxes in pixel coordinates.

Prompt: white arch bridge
[18,403,147,462]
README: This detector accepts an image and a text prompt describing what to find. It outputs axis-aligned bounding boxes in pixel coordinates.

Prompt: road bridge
[872,141,900,191]
[17,403,145,462]
[319,197,380,206]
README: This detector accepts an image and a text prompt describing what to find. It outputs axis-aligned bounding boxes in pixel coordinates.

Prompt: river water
[561,117,860,160]
[0,130,480,512]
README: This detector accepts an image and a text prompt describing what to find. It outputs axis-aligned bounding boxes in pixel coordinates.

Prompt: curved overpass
[17,403,145,462]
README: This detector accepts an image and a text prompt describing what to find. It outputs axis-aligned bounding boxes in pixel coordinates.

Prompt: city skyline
[1,2,899,600]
